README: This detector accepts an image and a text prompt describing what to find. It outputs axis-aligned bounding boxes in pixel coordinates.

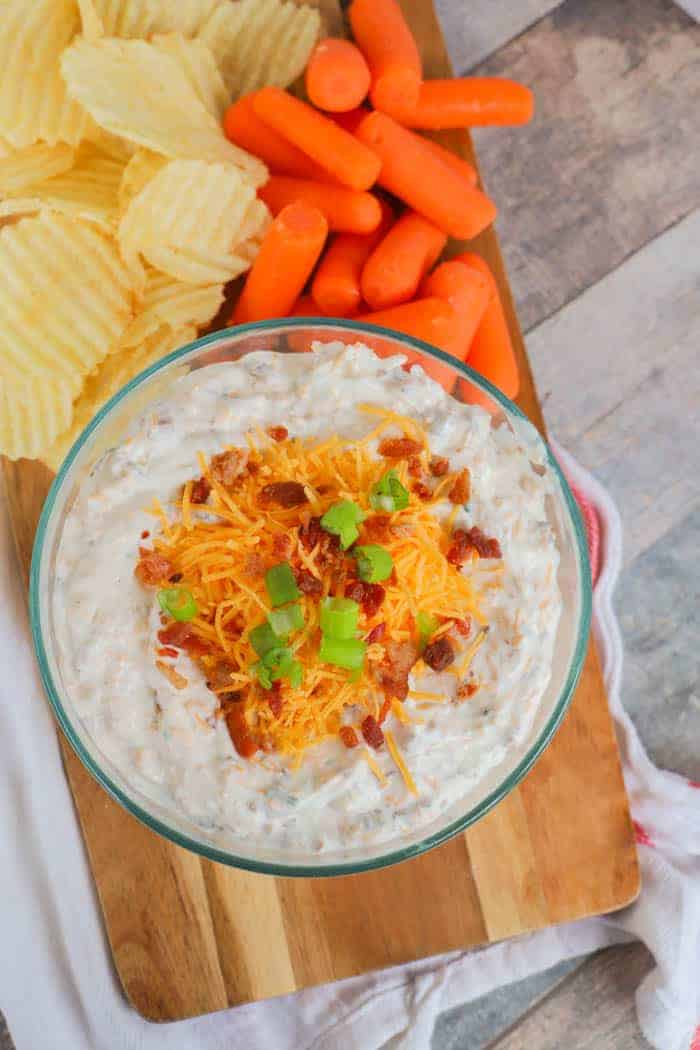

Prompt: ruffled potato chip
[152,33,229,120]
[118,159,270,284]
[0,142,125,230]
[0,213,136,385]
[118,149,168,215]
[0,143,76,195]
[198,0,321,98]
[0,373,77,462]
[80,0,222,38]
[120,269,224,347]
[42,324,197,472]
[0,0,94,148]
[61,37,266,183]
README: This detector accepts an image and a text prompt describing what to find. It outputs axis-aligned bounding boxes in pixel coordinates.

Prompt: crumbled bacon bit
[141,530,150,539]
[378,436,423,459]
[407,456,422,477]
[267,425,288,442]
[268,693,283,718]
[377,697,392,724]
[345,579,385,618]
[157,646,179,659]
[339,726,359,749]
[359,515,395,543]
[448,468,471,505]
[361,714,384,749]
[456,681,479,700]
[447,526,502,564]
[452,616,472,638]
[366,621,386,644]
[273,532,293,559]
[135,549,173,585]
[423,636,455,671]
[430,456,449,477]
[411,482,431,501]
[223,703,257,759]
[190,476,211,504]
[375,640,418,700]
[244,552,265,577]
[259,481,308,507]
[210,449,246,486]
[247,459,260,475]
[205,661,238,692]
[169,572,183,583]
[155,660,188,690]
[295,567,323,596]
[298,515,323,551]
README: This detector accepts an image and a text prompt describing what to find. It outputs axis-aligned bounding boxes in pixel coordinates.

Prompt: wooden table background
[1,0,698,1047]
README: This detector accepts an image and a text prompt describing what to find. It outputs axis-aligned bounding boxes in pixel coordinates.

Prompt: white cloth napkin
[1,446,698,1050]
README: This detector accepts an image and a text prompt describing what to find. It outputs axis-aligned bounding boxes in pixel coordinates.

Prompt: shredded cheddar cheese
[143,408,496,776]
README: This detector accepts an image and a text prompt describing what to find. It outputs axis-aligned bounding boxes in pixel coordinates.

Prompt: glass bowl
[30,320,591,877]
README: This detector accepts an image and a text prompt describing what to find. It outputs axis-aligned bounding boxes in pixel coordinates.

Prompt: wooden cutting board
[1,0,639,1022]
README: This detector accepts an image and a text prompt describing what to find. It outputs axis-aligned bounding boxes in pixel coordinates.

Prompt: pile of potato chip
[0,0,321,466]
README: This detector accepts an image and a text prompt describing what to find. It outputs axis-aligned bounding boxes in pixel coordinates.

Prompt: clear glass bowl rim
[30,318,592,877]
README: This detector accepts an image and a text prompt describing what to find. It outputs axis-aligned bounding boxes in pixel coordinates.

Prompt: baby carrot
[311,200,393,316]
[452,252,519,402]
[355,297,461,390]
[421,136,477,188]
[305,38,371,113]
[361,210,446,310]
[258,176,382,234]
[354,111,496,239]
[289,294,324,316]
[386,78,534,129]
[251,87,380,191]
[348,0,422,114]
[232,202,328,324]
[420,260,490,361]
[329,107,370,135]
[223,96,332,180]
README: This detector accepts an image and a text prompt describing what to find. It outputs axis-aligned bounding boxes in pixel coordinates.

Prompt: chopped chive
[369,469,409,513]
[249,620,285,656]
[353,544,393,583]
[320,500,365,549]
[157,587,198,622]
[267,603,304,636]
[265,562,300,607]
[319,597,360,639]
[319,634,366,671]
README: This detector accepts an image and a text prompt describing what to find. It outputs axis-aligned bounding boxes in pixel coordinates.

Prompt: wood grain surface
[1,0,639,1022]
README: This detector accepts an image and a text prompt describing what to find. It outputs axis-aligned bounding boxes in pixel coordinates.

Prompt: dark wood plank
[469,0,700,331]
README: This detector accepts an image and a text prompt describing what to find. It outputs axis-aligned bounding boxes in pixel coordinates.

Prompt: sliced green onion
[320,500,365,549]
[320,597,359,639]
[157,587,198,622]
[319,634,366,671]
[348,667,363,683]
[265,562,300,607]
[353,544,393,583]
[267,603,304,636]
[417,610,440,653]
[370,469,409,513]
[249,620,285,656]
[251,646,304,689]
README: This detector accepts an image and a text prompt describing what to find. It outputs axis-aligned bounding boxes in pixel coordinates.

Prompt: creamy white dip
[53,343,561,853]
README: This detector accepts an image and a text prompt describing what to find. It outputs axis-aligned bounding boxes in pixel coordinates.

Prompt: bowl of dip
[31,320,591,876]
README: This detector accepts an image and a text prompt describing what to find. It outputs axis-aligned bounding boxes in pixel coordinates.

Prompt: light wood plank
[470,0,700,332]
[466,791,549,941]
[201,866,297,1004]
[434,0,564,74]
[487,944,654,1050]
[527,207,700,567]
